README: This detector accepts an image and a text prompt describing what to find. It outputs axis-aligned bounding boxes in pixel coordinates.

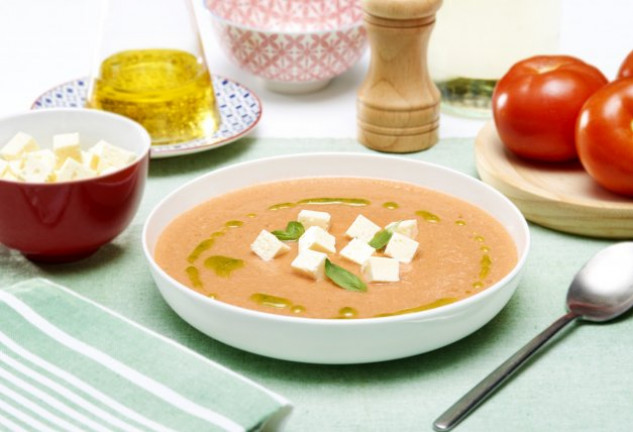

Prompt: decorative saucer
[32,76,262,159]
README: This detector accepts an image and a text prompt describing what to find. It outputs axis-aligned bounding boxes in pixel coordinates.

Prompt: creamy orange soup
[155,177,517,319]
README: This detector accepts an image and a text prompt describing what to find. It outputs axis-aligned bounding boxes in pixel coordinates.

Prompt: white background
[0,0,631,140]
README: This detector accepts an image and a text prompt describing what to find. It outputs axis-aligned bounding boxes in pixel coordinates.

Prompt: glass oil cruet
[87,0,220,146]
[428,0,561,118]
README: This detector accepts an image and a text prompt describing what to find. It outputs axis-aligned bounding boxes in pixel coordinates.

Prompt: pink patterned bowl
[204,0,367,93]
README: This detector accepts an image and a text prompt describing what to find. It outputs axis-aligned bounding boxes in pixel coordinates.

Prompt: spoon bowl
[567,242,633,322]
[434,242,633,431]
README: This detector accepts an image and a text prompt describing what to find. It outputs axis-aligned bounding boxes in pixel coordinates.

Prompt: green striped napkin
[0,278,291,432]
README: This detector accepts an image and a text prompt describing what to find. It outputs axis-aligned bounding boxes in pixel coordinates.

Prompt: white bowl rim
[204,1,364,35]
[143,152,531,327]
[0,108,151,185]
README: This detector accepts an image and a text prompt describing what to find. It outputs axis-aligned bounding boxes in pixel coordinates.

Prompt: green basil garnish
[368,229,393,249]
[325,259,367,292]
[272,221,305,241]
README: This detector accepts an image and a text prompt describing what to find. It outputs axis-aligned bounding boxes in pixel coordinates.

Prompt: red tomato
[575,78,633,196]
[617,50,633,80]
[492,55,608,162]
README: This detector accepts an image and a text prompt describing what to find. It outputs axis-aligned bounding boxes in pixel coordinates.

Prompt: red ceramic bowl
[0,109,150,262]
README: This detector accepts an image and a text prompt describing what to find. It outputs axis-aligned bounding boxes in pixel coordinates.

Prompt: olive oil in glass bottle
[88,0,219,145]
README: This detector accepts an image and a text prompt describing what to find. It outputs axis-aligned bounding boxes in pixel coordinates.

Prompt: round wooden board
[474,121,633,239]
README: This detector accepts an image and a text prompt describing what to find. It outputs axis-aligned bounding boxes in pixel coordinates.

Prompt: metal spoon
[434,241,633,431]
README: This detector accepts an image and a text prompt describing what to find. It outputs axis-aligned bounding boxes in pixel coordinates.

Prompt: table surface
[1,1,633,431]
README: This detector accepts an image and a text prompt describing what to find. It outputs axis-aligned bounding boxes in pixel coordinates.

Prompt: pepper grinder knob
[357,0,442,153]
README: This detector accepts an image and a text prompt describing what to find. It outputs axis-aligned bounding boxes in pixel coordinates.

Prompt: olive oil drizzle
[290,305,306,314]
[185,265,203,289]
[479,254,492,280]
[204,255,244,278]
[382,201,399,209]
[268,202,296,211]
[224,220,243,228]
[415,210,441,223]
[471,234,493,288]
[299,197,370,206]
[269,197,371,211]
[250,293,292,309]
[374,297,458,317]
[187,238,215,263]
[337,307,358,319]
[251,293,306,315]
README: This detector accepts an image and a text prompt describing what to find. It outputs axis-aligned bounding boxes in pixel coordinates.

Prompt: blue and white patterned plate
[32,76,262,159]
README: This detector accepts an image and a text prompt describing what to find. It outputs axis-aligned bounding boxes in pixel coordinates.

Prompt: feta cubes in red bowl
[0,109,150,262]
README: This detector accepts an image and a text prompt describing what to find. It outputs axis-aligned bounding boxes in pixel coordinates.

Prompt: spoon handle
[433,311,578,431]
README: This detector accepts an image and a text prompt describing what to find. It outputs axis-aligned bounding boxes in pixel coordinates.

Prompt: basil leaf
[272,221,305,241]
[325,259,367,292]
[368,229,393,249]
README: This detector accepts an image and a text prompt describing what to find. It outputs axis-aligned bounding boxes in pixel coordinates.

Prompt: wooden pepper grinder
[357,0,442,153]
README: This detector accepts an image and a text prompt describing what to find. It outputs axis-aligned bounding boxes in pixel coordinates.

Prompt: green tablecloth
[1,137,631,431]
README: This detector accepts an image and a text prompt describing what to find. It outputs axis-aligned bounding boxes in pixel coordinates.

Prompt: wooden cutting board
[474,121,633,239]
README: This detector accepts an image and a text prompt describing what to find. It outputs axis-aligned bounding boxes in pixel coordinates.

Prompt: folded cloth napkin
[0,278,291,432]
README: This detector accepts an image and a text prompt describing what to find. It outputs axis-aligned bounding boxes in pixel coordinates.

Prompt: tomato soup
[154,177,517,319]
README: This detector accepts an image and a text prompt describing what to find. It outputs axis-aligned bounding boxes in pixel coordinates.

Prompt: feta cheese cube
[384,232,419,263]
[361,257,400,282]
[386,219,418,239]
[250,230,291,261]
[91,140,136,172]
[0,159,8,176]
[53,132,82,166]
[298,225,336,254]
[0,170,19,181]
[0,159,17,180]
[291,249,327,280]
[21,149,56,182]
[345,214,381,242]
[8,160,23,177]
[55,158,97,182]
[1,132,39,160]
[297,209,331,230]
[82,150,101,172]
[340,238,375,265]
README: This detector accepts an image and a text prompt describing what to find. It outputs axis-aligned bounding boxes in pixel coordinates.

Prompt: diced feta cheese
[55,158,97,182]
[340,238,375,265]
[0,170,19,181]
[8,160,23,177]
[345,214,381,242]
[0,160,16,180]
[386,219,418,239]
[250,229,291,261]
[88,140,105,155]
[91,140,136,172]
[1,132,39,160]
[21,149,56,182]
[297,209,331,230]
[53,132,82,167]
[384,232,419,263]
[291,249,327,280]
[361,257,400,282]
[82,150,101,172]
[298,226,336,254]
